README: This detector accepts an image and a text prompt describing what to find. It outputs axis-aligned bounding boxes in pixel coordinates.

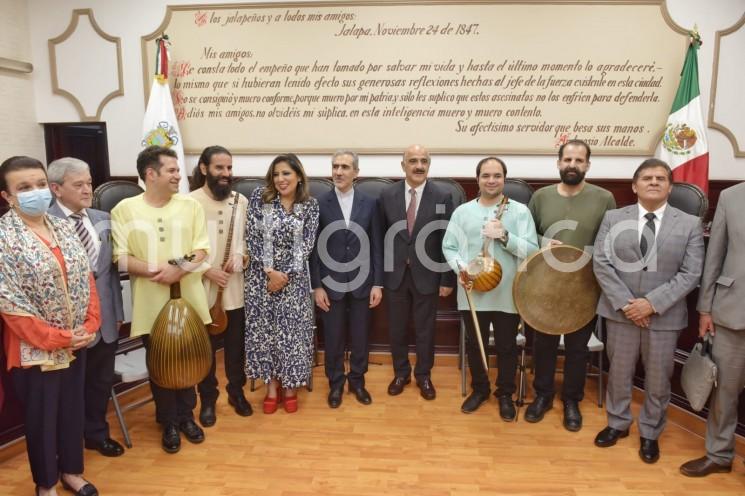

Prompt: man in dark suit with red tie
[311,150,383,408]
[379,144,455,400]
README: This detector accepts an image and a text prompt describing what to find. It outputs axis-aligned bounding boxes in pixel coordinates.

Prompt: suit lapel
[86,208,109,273]
[393,181,410,242]
[349,189,363,227]
[326,190,341,216]
[86,208,102,242]
[654,206,678,249]
[623,205,644,260]
[411,181,432,236]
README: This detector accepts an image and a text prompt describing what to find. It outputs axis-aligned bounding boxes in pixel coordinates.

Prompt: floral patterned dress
[244,187,319,388]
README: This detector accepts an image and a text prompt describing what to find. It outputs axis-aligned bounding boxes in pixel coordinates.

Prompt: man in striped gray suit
[48,157,125,458]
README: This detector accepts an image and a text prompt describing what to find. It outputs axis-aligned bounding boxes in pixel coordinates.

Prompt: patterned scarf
[0,210,91,370]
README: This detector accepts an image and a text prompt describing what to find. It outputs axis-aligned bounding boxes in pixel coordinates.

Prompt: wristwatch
[168,253,196,269]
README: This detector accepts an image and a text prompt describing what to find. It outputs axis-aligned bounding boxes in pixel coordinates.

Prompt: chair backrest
[232,177,265,199]
[93,180,143,212]
[354,177,393,200]
[503,178,534,205]
[429,178,467,207]
[308,177,334,199]
[668,182,708,219]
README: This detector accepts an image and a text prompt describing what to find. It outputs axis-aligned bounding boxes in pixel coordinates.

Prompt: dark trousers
[11,349,86,489]
[531,318,595,402]
[462,310,520,397]
[142,335,196,425]
[84,339,117,443]
[322,293,370,389]
[387,268,438,381]
[198,308,247,404]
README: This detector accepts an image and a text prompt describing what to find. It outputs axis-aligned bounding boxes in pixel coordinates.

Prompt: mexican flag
[659,33,709,195]
[141,35,189,193]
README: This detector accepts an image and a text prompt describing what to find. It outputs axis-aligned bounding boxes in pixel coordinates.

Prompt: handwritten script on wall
[142,1,687,154]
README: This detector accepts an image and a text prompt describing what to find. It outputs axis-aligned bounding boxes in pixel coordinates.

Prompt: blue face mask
[16,188,53,217]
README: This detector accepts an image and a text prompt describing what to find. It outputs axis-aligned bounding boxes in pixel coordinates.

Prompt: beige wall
[0,0,44,162]
[19,0,745,179]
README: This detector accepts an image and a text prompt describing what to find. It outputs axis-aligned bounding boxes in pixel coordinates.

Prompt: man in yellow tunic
[112,146,210,454]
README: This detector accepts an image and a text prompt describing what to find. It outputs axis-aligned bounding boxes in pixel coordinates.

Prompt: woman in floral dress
[244,154,319,414]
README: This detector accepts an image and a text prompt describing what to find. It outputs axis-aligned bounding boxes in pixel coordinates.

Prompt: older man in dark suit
[379,144,455,400]
[48,157,125,457]
[311,150,383,408]
[592,158,704,464]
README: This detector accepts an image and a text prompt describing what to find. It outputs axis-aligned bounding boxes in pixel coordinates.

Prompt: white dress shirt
[404,180,426,217]
[58,202,101,253]
[637,202,667,243]
[335,187,354,227]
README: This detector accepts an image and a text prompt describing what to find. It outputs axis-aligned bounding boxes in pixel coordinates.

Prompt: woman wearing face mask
[0,156,101,496]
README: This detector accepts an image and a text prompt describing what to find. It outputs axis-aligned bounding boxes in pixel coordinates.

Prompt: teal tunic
[442,198,539,312]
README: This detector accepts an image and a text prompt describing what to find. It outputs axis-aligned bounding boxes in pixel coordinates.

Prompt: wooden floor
[1,355,744,495]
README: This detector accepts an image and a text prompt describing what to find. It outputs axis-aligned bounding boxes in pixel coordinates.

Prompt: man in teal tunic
[443,157,538,420]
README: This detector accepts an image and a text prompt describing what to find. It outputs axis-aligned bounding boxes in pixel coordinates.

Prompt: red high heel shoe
[263,389,282,414]
[283,390,298,413]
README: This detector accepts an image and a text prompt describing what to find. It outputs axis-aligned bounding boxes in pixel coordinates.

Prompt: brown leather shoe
[680,456,732,477]
[387,376,411,396]
[416,378,436,400]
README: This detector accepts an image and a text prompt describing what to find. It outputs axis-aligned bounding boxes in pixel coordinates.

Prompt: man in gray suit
[680,181,745,477]
[48,157,125,457]
[592,158,704,464]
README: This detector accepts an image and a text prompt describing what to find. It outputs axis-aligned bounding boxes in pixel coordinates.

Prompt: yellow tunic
[111,193,211,336]
[189,188,248,311]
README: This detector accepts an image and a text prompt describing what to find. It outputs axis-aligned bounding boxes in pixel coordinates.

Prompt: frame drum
[513,245,600,335]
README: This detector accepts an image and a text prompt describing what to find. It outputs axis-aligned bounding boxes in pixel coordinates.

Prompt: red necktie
[407,188,417,235]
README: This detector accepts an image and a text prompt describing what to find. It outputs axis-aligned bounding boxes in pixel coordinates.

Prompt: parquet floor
[1,354,743,495]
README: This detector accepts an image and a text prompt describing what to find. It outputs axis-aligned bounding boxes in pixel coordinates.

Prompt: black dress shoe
[460,392,489,414]
[524,395,553,423]
[179,419,205,444]
[350,385,372,405]
[199,403,216,427]
[387,376,411,396]
[228,394,253,416]
[498,395,516,421]
[328,387,343,408]
[60,477,98,496]
[680,456,732,477]
[562,400,582,432]
[416,378,436,400]
[639,437,660,464]
[162,423,181,454]
[84,437,124,457]
[594,426,629,447]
